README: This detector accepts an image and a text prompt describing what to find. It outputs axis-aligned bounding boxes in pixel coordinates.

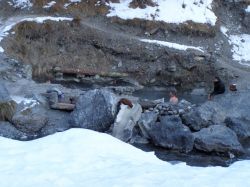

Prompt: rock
[225,117,250,143]
[70,89,118,132]
[12,105,48,134]
[243,11,250,28]
[0,83,16,121]
[39,110,71,137]
[112,103,142,142]
[130,134,149,144]
[0,83,11,102]
[138,111,158,139]
[0,121,34,140]
[139,98,165,110]
[149,115,194,153]
[193,125,244,155]
[181,101,226,131]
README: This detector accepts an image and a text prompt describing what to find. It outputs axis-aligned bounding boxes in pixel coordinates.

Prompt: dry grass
[0,101,16,122]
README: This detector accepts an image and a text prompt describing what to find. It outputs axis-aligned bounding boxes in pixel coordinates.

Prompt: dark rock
[225,117,250,143]
[149,115,194,153]
[0,121,34,140]
[193,125,244,155]
[243,11,250,28]
[40,109,71,137]
[130,134,149,144]
[181,102,226,131]
[12,105,48,134]
[138,111,158,139]
[70,89,118,132]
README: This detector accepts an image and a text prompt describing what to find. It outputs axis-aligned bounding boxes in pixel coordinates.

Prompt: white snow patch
[0,16,73,53]
[220,26,229,37]
[140,39,204,52]
[64,0,82,8]
[0,128,250,187]
[43,1,56,9]
[107,0,217,25]
[246,5,250,13]
[229,34,250,66]
[11,96,39,111]
[8,0,33,9]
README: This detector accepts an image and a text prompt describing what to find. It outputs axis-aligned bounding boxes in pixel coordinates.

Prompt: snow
[220,26,250,66]
[0,16,73,53]
[245,5,250,13]
[43,1,56,9]
[107,0,217,25]
[229,34,250,66]
[220,26,229,37]
[64,0,82,8]
[141,39,204,52]
[11,95,39,111]
[0,128,250,187]
[8,0,33,9]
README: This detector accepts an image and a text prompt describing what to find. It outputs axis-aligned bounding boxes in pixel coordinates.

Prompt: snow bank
[0,128,250,187]
[107,0,217,25]
[141,39,204,52]
[43,1,56,9]
[246,5,250,13]
[229,34,250,66]
[0,16,73,53]
[8,0,33,9]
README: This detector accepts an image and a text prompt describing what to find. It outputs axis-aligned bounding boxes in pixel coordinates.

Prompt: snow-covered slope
[8,0,33,9]
[0,129,250,187]
[229,34,250,66]
[107,0,217,25]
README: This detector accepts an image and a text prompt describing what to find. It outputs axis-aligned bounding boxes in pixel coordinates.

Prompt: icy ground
[107,0,217,25]
[0,129,249,187]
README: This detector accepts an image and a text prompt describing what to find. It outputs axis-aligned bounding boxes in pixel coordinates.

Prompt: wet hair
[119,98,133,108]
[214,76,221,82]
[169,88,177,96]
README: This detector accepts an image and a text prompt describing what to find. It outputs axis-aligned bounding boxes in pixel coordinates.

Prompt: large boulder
[193,125,244,155]
[138,111,158,139]
[39,109,71,137]
[182,92,250,132]
[149,115,194,153]
[181,101,226,131]
[112,103,142,142]
[0,121,33,140]
[70,89,118,132]
[225,117,250,143]
[216,92,250,121]
[0,83,16,121]
[12,105,48,134]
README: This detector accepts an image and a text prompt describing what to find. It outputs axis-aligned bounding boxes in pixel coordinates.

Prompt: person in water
[169,90,178,105]
[208,76,225,100]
